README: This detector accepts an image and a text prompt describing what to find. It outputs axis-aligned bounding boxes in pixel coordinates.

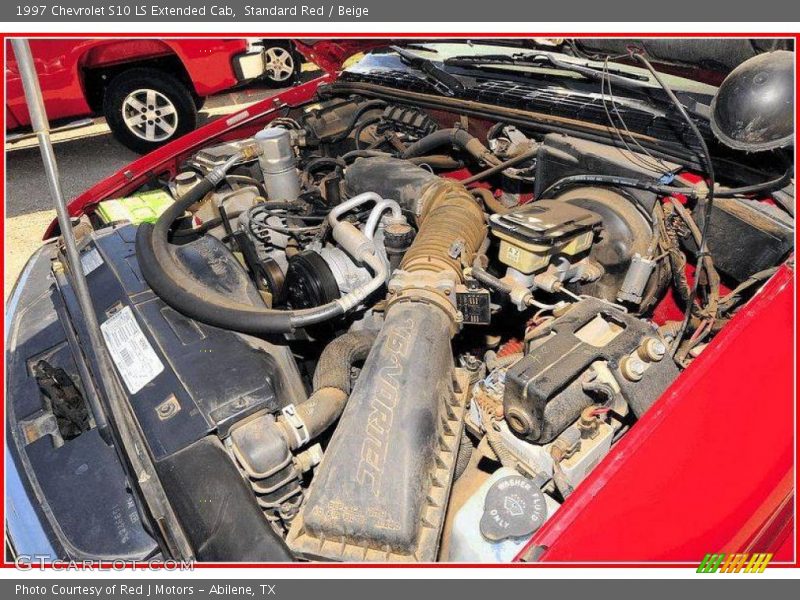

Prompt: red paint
[5,38,252,128]
[293,39,389,73]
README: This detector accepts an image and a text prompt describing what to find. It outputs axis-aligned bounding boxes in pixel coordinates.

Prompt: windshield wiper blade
[391,45,464,97]
[445,52,651,86]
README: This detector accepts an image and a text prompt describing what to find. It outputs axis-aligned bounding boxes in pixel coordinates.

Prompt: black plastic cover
[710,50,794,152]
[504,298,679,443]
[63,225,305,459]
[686,197,794,283]
[489,199,601,246]
[6,244,157,559]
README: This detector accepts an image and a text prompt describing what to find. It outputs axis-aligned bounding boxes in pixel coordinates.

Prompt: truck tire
[103,68,197,154]
[261,41,301,87]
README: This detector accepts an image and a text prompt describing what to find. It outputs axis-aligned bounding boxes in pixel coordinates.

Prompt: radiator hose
[402,127,501,167]
[277,329,378,450]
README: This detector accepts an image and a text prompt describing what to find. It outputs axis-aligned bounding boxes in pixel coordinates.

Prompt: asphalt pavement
[4,82,295,300]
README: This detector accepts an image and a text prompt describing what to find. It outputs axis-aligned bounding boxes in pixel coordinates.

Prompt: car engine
[69,71,794,563]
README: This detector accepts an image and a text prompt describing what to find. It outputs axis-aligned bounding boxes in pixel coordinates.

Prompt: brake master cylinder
[489,200,601,277]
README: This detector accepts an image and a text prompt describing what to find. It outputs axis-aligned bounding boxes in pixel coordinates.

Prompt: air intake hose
[399,177,487,277]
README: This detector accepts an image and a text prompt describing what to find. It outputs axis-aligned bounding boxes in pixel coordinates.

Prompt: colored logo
[696,553,773,573]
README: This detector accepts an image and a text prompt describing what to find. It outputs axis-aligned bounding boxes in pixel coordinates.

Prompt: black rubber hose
[402,128,461,157]
[312,329,378,393]
[342,150,472,169]
[135,170,344,335]
[539,167,794,202]
[325,99,386,143]
[402,128,500,165]
[353,115,382,149]
[278,329,379,450]
[717,168,794,198]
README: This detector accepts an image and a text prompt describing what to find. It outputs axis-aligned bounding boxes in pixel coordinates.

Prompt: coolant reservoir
[447,467,559,563]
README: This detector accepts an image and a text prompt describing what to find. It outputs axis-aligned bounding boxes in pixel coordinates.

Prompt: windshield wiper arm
[445,52,709,119]
[391,45,464,97]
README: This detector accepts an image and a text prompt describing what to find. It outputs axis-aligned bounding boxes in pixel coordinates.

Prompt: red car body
[49,42,795,565]
[5,38,258,130]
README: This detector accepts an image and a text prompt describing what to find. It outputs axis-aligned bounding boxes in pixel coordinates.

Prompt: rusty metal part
[474,386,504,420]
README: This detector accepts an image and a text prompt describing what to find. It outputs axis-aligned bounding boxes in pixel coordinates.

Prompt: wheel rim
[121,88,179,142]
[264,47,295,82]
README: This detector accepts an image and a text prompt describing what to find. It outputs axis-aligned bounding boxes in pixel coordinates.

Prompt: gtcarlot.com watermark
[14,556,194,571]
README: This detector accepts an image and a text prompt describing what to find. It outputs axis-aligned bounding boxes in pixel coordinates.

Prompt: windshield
[348,41,718,95]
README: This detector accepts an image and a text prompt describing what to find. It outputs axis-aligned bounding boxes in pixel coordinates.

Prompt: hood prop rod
[11,39,194,562]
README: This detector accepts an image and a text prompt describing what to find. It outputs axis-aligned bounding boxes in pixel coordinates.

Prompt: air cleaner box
[489,200,601,274]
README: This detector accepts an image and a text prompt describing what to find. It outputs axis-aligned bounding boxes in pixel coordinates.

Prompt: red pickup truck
[5,38,301,153]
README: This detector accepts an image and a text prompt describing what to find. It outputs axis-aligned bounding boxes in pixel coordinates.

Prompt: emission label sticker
[80,247,103,276]
[100,306,164,394]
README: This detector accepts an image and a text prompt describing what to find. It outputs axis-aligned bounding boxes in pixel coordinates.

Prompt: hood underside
[294,38,793,85]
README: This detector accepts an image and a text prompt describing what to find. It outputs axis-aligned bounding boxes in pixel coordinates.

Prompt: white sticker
[80,247,103,276]
[100,306,164,394]
[226,110,250,126]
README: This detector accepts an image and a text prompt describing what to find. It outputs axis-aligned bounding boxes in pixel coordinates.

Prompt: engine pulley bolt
[620,355,647,382]
[638,337,667,362]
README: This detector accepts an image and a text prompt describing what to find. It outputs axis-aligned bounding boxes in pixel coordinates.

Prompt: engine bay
[60,73,795,562]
